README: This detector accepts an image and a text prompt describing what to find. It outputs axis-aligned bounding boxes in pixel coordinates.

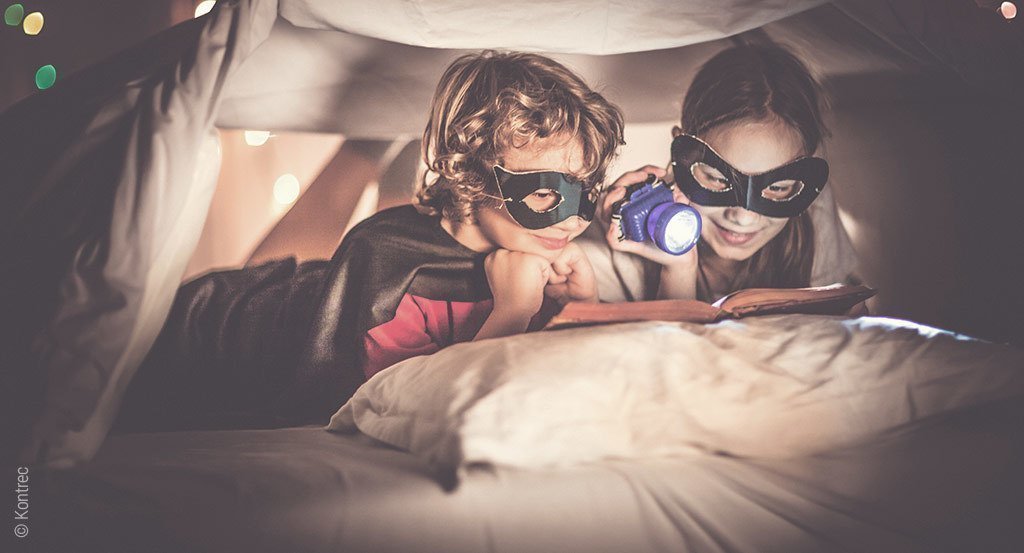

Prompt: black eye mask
[492,165,596,230]
[670,134,828,218]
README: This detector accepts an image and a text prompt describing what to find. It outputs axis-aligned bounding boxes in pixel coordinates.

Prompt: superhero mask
[491,165,597,230]
[670,133,828,218]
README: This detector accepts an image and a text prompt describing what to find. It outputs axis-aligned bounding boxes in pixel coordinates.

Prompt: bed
[36,315,1024,553]
[37,415,1024,553]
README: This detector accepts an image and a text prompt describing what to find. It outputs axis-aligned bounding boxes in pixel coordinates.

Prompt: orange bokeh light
[1000,2,1017,20]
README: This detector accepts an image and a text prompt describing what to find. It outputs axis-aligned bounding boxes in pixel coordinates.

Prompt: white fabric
[48,420,1024,552]
[18,0,279,467]
[577,185,860,303]
[807,185,860,285]
[216,2,942,136]
[279,0,826,55]
[328,315,1024,476]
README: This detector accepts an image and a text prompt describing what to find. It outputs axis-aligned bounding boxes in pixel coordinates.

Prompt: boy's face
[476,134,591,262]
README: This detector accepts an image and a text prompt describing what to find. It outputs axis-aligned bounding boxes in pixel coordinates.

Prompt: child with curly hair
[344,50,625,378]
[124,51,624,429]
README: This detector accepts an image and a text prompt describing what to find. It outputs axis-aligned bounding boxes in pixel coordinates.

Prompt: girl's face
[474,134,592,262]
[673,119,805,261]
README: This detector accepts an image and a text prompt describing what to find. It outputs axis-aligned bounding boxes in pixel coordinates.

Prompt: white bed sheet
[41,410,1024,553]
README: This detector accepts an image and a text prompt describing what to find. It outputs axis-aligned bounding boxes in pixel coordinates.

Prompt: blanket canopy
[213,0,1024,135]
[2,0,1022,467]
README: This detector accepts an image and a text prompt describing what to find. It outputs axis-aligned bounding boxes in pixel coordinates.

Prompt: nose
[553,216,586,233]
[723,207,760,227]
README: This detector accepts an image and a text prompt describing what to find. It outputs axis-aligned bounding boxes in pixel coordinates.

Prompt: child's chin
[506,236,569,261]
[533,247,565,262]
[715,243,760,261]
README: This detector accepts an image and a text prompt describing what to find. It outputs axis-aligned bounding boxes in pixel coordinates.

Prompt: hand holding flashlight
[611,174,700,255]
[599,167,703,300]
[603,163,701,245]
[601,166,702,269]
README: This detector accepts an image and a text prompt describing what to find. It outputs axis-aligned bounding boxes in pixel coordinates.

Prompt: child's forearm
[656,263,698,300]
[473,307,534,341]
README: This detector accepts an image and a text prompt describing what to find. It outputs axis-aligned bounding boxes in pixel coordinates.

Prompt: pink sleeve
[362,294,440,379]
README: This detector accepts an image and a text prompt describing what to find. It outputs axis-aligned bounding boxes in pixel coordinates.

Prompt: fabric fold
[2,0,281,467]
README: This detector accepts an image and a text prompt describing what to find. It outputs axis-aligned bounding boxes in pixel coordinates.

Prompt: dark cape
[116,205,491,431]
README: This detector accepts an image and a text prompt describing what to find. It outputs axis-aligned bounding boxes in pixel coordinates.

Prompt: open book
[544,283,877,330]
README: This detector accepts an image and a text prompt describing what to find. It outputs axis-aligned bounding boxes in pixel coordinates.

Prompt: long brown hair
[681,44,829,299]
[416,51,625,223]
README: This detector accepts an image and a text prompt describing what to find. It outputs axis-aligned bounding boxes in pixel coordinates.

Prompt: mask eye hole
[522,188,563,213]
[761,179,805,201]
[690,162,731,192]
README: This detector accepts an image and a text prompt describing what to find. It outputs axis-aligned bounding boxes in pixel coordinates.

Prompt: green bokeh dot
[35,64,56,90]
[4,3,24,26]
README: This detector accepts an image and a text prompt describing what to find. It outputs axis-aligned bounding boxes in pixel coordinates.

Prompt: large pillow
[327,315,1024,475]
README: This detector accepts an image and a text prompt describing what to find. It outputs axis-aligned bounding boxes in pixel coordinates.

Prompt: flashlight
[610,174,701,255]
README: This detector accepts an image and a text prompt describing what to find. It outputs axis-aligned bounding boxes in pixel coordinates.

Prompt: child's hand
[544,242,598,305]
[599,166,700,271]
[484,249,550,318]
[475,250,551,341]
[599,166,701,300]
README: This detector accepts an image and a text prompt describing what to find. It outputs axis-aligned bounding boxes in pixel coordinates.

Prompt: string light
[35,64,56,90]
[244,131,272,146]
[194,1,216,18]
[1000,2,1017,19]
[273,174,301,205]
[22,10,42,35]
[4,3,23,26]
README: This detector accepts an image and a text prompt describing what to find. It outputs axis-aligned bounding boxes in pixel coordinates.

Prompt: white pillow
[327,315,1024,475]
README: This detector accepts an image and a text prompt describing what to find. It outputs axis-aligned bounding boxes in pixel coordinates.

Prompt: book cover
[544,284,877,330]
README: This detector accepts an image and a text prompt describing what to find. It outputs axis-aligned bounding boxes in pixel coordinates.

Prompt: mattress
[36,405,1024,553]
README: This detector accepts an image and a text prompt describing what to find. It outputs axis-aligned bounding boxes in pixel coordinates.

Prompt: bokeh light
[244,130,271,146]
[273,174,301,205]
[1000,2,1017,19]
[4,3,23,26]
[35,64,56,90]
[22,10,42,35]
[194,1,216,18]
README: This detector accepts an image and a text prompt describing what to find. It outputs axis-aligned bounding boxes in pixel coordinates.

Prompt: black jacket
[116,205,490,431]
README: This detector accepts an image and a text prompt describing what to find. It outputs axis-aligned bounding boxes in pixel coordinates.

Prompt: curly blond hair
[415,51,625,223]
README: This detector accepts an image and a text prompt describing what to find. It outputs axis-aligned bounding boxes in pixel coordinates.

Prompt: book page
[544,299,723,330]
[716,283,877,318]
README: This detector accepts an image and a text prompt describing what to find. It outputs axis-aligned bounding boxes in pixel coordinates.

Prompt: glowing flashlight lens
[648,203,701,255]
[664,211,699,252]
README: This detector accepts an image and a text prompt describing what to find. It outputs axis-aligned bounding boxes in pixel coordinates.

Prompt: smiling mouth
[534,235,569,250]
[713,221,759,246]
